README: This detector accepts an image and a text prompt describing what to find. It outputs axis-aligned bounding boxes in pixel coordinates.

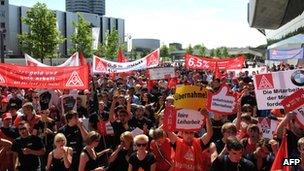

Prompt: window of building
[1,1,4,5]
[0,22,5,28]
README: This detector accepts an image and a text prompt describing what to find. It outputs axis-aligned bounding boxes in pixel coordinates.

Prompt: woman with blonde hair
[78,131,112,171]
[128,134,156,171]
[108,131,134,171]
[46,133,73,171]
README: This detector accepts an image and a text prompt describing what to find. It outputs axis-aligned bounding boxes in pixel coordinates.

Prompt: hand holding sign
[207,85,237,115]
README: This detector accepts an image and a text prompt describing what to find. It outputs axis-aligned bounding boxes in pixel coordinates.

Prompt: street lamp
[0,28,6,63]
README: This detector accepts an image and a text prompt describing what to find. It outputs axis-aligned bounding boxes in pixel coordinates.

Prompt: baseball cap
[2,112,12,120]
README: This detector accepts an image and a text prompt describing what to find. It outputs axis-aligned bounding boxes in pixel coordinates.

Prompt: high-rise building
[0,0,124,58]
[66,0,105,16]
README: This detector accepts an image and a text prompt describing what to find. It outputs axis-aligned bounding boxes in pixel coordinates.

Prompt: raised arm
[201,109,213,145]
[109,96,118,122]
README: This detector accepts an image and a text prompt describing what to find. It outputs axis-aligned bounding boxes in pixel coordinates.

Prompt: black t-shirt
[211,155,256,171]
[129,152,156,171]
[108,149,133,171]
[111,121,128,147]
[33,120,55,152]
[0,127,19,139]
[244,153,274,171]
[215,139,225,154]
[58,125,84,156]
[11,135,45,169]
[77,106,88,118]
[89,111,109,130]
[128,116,153,130]
[211,118,225,142]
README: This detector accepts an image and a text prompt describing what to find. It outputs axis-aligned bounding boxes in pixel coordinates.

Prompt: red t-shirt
[150,138,173,171]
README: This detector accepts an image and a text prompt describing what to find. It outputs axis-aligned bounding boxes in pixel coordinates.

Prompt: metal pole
[0,30,4,63]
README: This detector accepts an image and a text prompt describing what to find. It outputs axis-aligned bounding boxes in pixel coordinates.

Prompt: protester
[108,131,134,171]
[58,110,89,171]
[46,133,73,171]
[150,128,173,171]
[12,121,46,170]
[0,138,13,171]
[78,131,112,171]
[167,109,213,171]
[128,134,156,171]
[211,136,256,171]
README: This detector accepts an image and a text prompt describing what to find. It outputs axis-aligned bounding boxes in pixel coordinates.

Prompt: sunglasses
[56,139,65,142]
[33,96,39,99]
[136,143,147,147]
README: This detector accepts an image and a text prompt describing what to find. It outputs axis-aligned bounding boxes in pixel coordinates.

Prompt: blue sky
[10,0,266,48]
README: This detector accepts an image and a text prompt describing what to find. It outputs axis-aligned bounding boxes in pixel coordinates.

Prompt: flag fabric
[214,62,221,79]
[271,134,290,171]
[117,48,127,62]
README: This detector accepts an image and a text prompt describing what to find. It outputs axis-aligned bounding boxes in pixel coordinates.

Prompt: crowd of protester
[0,62,303,171]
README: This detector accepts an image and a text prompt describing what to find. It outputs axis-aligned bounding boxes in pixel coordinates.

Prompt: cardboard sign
[207,85,237,115]
[174,85,207,110]
[280,89,304,112]
[163,106,205,132]
[61,95,77,115]
[148,67,176,80]
[253,69,304,110]
[257,117,279,139]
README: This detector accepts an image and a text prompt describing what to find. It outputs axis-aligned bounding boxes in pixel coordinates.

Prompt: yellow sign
[174,85,207,110]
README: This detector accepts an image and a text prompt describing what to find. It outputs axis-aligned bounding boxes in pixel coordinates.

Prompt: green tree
[97,30,121,60]
[18,2,64,62]
[222,47,229,57]
[194,43,206,56]
[70,13,93,58]
[215,48,222,57]
[160,45,169,57]
[169,45,178,54]
[209,49,215,57]
[186,44,194,54]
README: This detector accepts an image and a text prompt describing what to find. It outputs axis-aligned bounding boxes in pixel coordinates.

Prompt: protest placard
[174,85,207,110]
[148,67,176,80]
[206,85,237,115]
[257,117,279,139]
[253,69,304,110]
[281,89,304,128]
[61,94,77,115]
[163,106,205,132]
[227,66,267,76]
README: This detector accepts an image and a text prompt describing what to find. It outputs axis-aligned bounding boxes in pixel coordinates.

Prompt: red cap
[2,112,12,120]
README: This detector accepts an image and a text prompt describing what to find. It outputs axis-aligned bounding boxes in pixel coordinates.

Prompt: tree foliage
[160,45,169,57]
[70,13,93,58]
[97,30,121,60]
[221,47,229,57]
[209,49,215,57]
[193,43,206,56]
[215,48,222,57]
[186,44,194,54]
[18,2,64,61]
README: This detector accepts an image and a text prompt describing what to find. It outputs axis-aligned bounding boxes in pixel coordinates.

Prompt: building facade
[131,38,160,51]
[0,0,124,58]
[66,0,105,16]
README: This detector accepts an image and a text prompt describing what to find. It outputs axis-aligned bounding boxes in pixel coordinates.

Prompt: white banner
[93,49,160,73]
[149,67,175,80]
[257,117,279,139]
[253,69,304,110]
[92,27,100,50]
[25,52,79,67]
[227,66,267,76]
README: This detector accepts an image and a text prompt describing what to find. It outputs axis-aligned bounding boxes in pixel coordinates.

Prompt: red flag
[79,52,88,66]
[271,134,290,171]
[214,62,221,79]
[117,48,127,62]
